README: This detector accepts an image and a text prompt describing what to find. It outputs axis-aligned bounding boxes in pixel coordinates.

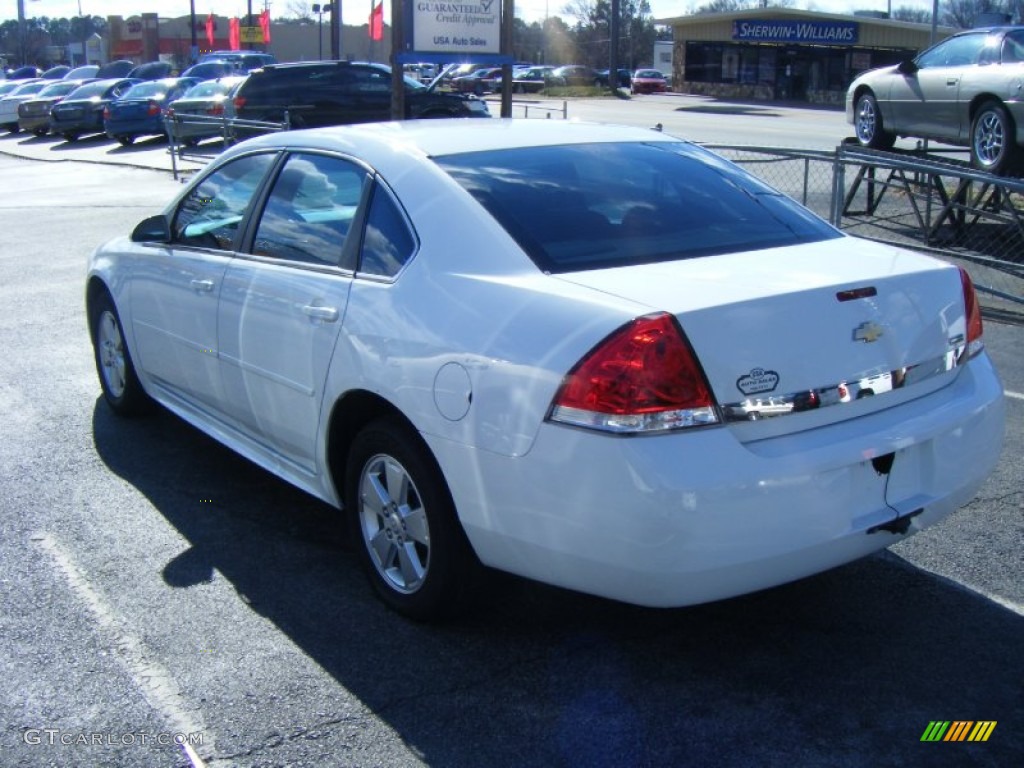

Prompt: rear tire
[117,135,134,146]
[854,92,896,150]
[63,132,78,142]
[345,416,480,621]
[970,101,1021,175]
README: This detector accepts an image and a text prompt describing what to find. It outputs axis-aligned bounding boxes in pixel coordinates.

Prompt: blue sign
[732,19,859,45]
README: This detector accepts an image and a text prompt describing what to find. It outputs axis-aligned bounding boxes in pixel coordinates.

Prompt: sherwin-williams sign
[732,19,859,45]
[413,1,500,54]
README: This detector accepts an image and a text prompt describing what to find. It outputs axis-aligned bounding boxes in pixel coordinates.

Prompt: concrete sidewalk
[0,129,215,176]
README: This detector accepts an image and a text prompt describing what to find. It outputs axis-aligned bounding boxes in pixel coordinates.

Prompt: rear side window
[435,141,839,273]
[357,185,416,278]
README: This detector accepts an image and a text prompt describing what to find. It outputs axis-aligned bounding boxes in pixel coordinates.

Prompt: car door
[889,32,987,141]
[217,152,369,472]
[128,152,276,411]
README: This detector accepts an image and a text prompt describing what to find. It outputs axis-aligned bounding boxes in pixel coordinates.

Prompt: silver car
[847,26,1024,173]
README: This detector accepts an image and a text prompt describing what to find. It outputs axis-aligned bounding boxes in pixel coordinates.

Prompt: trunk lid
[553,237,969,436]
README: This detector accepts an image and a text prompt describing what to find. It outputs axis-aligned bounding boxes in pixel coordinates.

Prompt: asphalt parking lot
[0,106,1020,767]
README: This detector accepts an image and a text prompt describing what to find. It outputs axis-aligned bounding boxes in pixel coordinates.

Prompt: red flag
[259,10,271,44]
[205,14,215,47]
[369,3,383,42]
[228,17,240,51]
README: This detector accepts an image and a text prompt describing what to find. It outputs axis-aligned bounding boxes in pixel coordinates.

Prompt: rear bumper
[434,353,1004,607]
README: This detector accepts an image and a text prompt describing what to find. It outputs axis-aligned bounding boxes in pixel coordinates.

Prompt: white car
[87,120,1005,619]
[0,79,48,131]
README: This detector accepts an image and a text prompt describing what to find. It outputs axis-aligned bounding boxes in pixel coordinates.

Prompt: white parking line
[1006,390,1024,401]
[32,533,218,768]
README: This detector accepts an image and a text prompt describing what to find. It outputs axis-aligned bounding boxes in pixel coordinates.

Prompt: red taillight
[959,267,984,357]
[102,106,111,119]
[208,104,224,116]
[147,100,161,116]
[233,96,246,110]
[549,312,719,433]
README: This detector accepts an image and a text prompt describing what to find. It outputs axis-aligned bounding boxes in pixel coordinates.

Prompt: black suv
[232,61,490,128]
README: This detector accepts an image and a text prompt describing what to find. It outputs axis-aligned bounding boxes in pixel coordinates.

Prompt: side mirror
[897,59,919,75]
[131,214,171,243]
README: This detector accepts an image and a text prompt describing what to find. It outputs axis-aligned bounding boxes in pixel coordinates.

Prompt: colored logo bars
[920,721,997,742]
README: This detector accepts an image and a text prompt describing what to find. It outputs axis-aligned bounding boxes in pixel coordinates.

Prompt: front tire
[970,101,1021,175]
[854,92,896,150]
[345,417,479,620]
[117,135,134,146]
[90,292,151,416]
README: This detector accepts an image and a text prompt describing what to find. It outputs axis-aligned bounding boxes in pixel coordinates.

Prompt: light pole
[189,0,197,63]
[313,4,332,60]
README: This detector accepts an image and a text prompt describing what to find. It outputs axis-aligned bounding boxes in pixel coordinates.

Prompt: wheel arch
[85,275,113,330]
[325,390,444,507]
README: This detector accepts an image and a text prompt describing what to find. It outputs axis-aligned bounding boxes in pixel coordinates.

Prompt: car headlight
[466,100,489,114]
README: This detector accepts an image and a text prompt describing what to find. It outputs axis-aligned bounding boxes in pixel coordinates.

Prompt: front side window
[916,33,987,68]
[436,141,839,274]
[172,152,276,250]
[251,153,368,266]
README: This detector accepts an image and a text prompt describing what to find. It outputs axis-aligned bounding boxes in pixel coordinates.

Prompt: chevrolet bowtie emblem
[853,321,884,343]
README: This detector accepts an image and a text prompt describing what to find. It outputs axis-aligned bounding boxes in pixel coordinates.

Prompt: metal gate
[704,142,1024,312]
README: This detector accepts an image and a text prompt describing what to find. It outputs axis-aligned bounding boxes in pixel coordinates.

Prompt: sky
[0,1,942,27]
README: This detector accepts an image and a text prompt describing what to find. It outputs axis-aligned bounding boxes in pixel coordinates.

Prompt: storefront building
[104,14,390,71]
[656,8,957,104]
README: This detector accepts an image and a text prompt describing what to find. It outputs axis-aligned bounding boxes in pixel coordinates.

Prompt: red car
[631,69,668,95]
[451,68,502,95]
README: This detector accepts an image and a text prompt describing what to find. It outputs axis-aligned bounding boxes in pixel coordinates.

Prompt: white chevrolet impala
[87,120,1005,619]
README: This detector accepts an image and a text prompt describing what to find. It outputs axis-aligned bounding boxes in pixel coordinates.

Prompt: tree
[942,0,1013,27]
[892,5,933,23]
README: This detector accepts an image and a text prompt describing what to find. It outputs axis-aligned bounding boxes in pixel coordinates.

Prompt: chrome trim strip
[721,346,969,422]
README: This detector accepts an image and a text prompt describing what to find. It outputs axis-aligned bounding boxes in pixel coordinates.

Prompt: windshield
[38,81,80,97]
[436,142,839,273]
[123,82,168,99]
[66,81,116,99]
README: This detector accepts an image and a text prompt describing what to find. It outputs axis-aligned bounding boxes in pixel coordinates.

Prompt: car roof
[225,118,680,164]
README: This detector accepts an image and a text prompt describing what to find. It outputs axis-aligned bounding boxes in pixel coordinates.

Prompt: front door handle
[302,304,339,322]
[190,278,214,293]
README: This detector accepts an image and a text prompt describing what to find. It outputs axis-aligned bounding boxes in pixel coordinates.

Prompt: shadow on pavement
[91,398,1024,767]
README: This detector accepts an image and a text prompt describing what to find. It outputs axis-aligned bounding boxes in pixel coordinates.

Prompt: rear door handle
[947,78,958,86]
[302,304,339,322]
[190,278,214,292]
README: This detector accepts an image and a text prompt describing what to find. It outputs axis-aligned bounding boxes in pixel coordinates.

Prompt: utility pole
[330,2,341,59]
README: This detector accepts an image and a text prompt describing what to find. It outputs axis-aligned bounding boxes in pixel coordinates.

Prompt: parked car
[0,80,30,98]
[7,65,41,80]
[630,69,668,94]
[104,77,200,145]
[95,60,136,79]
[181,61,238,80]
[232,61,489,130]
[40,65,70,80]
[164,75,247,145]
[551,65,598,87]
[0,80,50,131]
[86,119,1004,620]
[847,25,1024,173]
[451,67,501,94]
[510,66,555,93]
[198,50,276,72]
[127,61,174,81]
[16,79,93,135]
[63,65,99,80]
[50,78,141,141]
[595,68,632,88]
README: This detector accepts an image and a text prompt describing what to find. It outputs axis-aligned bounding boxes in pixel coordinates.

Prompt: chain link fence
[705,142,1024,317]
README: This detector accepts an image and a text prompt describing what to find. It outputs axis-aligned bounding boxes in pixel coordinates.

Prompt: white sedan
[87,120,1005,620]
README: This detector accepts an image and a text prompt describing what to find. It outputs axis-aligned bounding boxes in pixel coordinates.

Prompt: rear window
[435,141,839,273]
